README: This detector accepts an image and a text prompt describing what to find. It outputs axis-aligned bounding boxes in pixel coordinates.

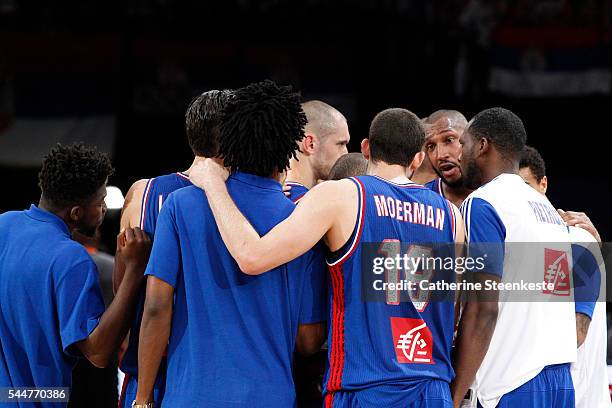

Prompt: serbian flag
[488,25,611,97]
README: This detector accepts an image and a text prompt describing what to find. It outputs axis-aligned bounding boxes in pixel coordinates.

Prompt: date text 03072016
[0,387,70,403]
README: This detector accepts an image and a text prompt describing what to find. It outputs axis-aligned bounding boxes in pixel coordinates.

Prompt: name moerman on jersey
[373,194,446,230]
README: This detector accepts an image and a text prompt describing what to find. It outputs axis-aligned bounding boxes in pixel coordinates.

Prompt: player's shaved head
[328,153,368,180]
[424,110,467,127]
[369,108,425,167]
[302,100,346,138]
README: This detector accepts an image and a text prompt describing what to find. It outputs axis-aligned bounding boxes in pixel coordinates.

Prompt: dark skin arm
[451,273,499,408]
[76,227,150,368]
[296,323,326,357]
[135,276,174,404]
[576,312,591,348]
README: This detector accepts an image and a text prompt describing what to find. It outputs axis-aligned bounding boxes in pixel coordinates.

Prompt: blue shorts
[119,371,166,408]
[478,363,574,408]
[325,379,452,408]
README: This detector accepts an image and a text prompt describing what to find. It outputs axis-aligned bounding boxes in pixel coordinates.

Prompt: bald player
[285,100,350,202]
[421,110,472,208]
[328,152,368,180]
[192,108,465,408]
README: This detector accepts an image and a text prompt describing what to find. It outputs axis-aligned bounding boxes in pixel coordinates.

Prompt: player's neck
[286,156,316,189]
[38,199,74,231]
[183,156,209,176]
[367,162,410,183]
[481,159,519,186]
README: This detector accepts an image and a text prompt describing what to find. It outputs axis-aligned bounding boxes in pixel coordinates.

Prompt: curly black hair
[38,143,114,206]
[185,89,233,157]
[468,107,527,159]
[520,145,546,182]
[219,80,306,177]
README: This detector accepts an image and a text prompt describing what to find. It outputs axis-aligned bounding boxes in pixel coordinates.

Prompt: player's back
[461,174,577,408]
[146,171,325,407]
[0,207,103,390]
[324,175,457,407]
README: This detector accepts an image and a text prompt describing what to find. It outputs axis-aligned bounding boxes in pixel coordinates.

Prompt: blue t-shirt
[0,205,104,404]
[145,172,326,407]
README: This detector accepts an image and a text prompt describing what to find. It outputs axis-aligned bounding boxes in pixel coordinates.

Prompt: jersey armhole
[139,178,155,229]
[326,177,365,266]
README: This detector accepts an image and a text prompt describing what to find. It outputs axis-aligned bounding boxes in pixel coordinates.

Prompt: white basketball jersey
[569,226,610,408]
[461,174,577,408]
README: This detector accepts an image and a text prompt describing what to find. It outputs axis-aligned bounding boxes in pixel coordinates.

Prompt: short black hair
[185,89,233,157]
[369,108,424,167]
[38,143,114,207]
[328,152,368,180]
[468,107,527,158]
[520,145,546,182]
[219,80,306,177]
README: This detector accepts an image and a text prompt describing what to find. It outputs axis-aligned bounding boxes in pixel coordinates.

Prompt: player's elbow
[143,294,173,320]
[237,254,267,275]
[87,353,109,368]
[476,301,498,328]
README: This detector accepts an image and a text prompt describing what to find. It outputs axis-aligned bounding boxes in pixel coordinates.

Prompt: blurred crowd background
[0,1,611,405]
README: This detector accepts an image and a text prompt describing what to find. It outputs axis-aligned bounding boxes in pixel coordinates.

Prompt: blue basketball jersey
[324,175,457,408]
[140,172,192,236]
[286,181,309,203]
[120,173,192,394]
[424,178,444,198]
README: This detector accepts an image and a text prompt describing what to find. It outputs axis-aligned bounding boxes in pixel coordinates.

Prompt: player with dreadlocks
[133,80,327,408]
[0,143,150,399]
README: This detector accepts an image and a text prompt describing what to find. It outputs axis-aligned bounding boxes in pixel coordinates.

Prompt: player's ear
[408,151,425,178]
[478,137,489,156]
[539,175,548,195]
[361,138,370,160]
[302,134,316,155]
[69,205,83,222]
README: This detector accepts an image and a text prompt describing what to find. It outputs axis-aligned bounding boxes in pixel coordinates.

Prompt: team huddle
[0,80,608,408]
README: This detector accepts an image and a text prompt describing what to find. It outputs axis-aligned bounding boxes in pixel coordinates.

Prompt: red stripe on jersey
[326,264,346,394]
[118,373,130,408]
[175,172,190,181]
[291,193,306,203]
[325,393,335,408]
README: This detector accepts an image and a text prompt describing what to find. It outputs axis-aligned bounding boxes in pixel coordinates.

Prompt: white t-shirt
[461,174,577,408]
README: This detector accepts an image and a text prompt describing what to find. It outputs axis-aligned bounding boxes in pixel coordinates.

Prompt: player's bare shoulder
[121,178,150,229]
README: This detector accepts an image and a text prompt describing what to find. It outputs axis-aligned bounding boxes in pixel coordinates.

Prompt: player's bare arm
[190,159,358,274]
[135,276,174,404]
[76,227,151,367]
[575,312,591,348]
[113,179,148,294]
[296,323,326,356]
[450,272,499,408]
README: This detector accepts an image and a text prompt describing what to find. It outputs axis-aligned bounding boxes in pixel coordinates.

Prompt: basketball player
[519,145,609,408]
[453,108,577,408]
[285,100,350,202]
[421,110,472,208]
[0,143,150,404]
[191,108,465,407]
[328,152,368,180]
[133,81,327,407]
[116,89,232,408]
